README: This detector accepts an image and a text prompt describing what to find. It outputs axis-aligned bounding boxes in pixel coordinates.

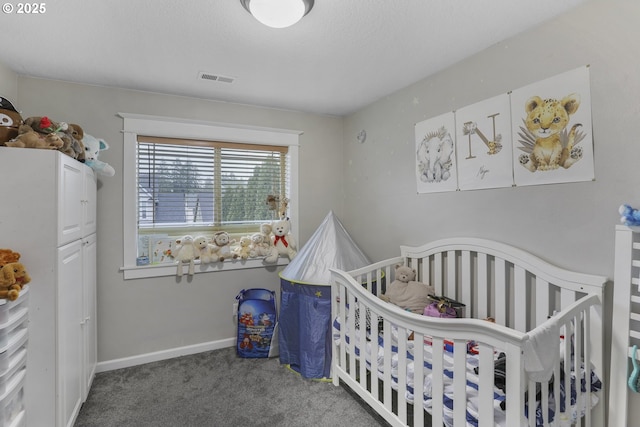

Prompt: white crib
[330,237,608,427]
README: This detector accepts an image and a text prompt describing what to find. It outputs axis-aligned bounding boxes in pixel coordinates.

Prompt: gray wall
[14,77,345,363]
[343,0,634,276]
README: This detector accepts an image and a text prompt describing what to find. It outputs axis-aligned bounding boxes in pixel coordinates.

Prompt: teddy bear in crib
[380,264,435,314]
[174,235,198,277]
[233,236,252,260]
[210,231,237,262]
[0,262,31,301]
[264,218,297,264]
[193,236,214,264]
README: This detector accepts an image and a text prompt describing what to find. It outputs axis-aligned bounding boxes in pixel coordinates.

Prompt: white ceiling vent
[198,71,235,84]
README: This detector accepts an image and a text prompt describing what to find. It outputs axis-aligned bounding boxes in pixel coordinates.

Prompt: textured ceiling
[0,0,587,116]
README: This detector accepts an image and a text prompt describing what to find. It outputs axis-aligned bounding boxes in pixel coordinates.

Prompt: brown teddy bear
[0,262,31,301]
[0,97,22,145]
[5,127,65,149]
[19,117,85,159]
[0,249,21,266]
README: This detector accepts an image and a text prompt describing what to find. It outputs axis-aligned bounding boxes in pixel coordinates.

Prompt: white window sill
[120,257,289,280]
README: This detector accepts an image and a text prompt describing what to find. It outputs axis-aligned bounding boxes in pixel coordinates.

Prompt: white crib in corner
[609,225,640,426]
[330,237,608,427]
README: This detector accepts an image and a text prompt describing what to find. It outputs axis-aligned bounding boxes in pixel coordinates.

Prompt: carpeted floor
[74,347,388,427]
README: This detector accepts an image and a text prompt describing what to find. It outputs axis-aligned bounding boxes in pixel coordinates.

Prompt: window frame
[119,112,300,280]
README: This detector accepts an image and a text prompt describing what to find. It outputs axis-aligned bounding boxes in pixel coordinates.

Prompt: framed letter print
[455,93,513,191]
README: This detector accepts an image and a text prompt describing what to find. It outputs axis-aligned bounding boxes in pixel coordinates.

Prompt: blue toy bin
[236,288,278,358]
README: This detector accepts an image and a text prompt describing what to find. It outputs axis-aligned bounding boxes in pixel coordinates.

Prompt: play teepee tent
[278,211,370,379]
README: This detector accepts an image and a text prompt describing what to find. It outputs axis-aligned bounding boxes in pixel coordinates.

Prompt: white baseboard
[96,337,237,373]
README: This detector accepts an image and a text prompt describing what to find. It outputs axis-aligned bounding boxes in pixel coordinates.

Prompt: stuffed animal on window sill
[0,262,31,301]
[83,133,115,177]
[174,235,198,277]
[249,232,271,258]
[264,217,297,264]
[233,236,252,260]
[193,236,214,264]
[380,264,435,314]
[210,231,237,262]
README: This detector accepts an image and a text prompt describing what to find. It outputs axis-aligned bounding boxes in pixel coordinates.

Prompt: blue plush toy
[619,204,640,227]
[83,133,115,177]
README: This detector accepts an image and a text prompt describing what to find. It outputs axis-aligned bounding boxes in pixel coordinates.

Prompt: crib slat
[495,257,507,325]
[347,291,356,380]
[527,379,536,427]
[514,266,526,332]
[431,337,444,427]
[477,343,494,427]
[584,307,593,427]
[339,285,348,374]
[574,314,583,426]
[434,252,443,294]
[357,300,367,390]
[540,379,550,426]
[447,250,456,297]
[452,338,467,426]
[382,319,393,415]
[370,311,379,402]
[413,332,425,427]
[478,253,488,319]
[397,328,408,423]
[461,250,472,312]
[504,343,524,426]
[535,277,550,327]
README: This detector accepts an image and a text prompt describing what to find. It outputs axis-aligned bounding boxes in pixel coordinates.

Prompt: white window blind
[137,136,288,233]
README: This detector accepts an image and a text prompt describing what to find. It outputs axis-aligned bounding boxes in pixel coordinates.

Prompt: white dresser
[0,148,97,427]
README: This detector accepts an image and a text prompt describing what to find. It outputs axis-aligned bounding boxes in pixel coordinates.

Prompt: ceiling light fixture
[240,0,314,29]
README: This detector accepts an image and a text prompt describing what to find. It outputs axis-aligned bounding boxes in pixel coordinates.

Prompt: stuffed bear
[174,235,198,277]
[233,236,252,260]
[620,204,640,227]
[5,127,65,149]
[210,231,237,262]
[193,236,213,264]
[0,97,22,144]
[264,217,297,263]
[56,123,84,160]
[0,249,21,266]
[0,262,31,301]
[83,133,115,176]
[380,264,435,314]
[248,232,271,258]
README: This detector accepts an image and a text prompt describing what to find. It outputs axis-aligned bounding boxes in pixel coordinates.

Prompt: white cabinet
[0,148,97,427]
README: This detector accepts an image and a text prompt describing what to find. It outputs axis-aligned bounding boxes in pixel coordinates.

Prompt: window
[119,113,300,279]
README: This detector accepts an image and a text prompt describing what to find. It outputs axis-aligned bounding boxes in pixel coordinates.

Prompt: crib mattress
[332,317,601,427]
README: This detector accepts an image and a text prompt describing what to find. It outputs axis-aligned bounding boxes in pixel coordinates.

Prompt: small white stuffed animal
[210,231,237,262]
[174,235,197,277]
[233,236,252,260]
[264,218,297,263]
[82,133,116,177]
[193,236,213,264]
[249,232,270,258]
